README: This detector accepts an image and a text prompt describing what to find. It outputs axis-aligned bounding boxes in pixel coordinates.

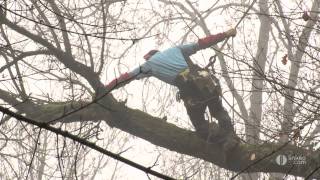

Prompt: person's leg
[176,74,212,139]
[192,74,233,132]
[207,99,239,151]
[183,97,211,139]
[198,33,227,49]
[179,43,201,57]
[178,32,228,56]
[207,98,233,132]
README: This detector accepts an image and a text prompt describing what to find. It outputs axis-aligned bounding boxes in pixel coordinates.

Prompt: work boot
[208,128,239,150]
[222,131,240,152]
[223,133,240,152]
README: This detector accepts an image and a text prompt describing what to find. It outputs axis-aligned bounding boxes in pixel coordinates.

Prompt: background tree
[0,0,319,179]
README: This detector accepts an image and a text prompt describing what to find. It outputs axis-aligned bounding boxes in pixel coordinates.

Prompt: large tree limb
[5,96,318,179]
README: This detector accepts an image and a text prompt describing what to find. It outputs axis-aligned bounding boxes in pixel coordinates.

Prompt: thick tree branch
[10,97,320,179]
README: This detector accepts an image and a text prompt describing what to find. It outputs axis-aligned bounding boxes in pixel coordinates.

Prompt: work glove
[225,28,237,37]
[106,72,131,90]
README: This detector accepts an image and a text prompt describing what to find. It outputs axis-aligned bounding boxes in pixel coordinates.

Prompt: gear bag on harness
[176,50,222,101]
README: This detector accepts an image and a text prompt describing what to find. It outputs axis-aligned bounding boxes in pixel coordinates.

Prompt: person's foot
[208,128,239,150]
[222,131,240,152]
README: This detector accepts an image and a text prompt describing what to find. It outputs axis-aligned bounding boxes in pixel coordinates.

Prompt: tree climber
[106,28,237,146]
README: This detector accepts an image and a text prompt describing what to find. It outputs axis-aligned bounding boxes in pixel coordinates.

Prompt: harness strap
[180,48,199,73]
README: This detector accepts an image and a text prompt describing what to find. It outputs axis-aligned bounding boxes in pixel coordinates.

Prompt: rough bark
[1,86,319,178]
[0,95,317,179]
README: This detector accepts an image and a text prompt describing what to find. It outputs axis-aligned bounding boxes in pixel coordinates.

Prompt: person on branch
[106,28,237,144]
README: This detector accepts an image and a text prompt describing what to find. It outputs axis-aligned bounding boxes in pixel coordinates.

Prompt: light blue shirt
[129,43,198,86]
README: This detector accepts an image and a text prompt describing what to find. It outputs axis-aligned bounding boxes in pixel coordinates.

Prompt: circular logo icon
[276,154,288,166]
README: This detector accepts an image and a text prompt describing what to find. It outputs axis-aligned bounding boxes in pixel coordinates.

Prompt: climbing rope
[204,0,258,69]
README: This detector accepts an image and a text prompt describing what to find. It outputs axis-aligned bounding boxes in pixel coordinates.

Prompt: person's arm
[105,64,152,90]
[198,28,236,49]
[179,28,237,57]
[105,72,132,90]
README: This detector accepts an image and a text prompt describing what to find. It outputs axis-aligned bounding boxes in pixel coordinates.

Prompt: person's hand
[225,28,237,37]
